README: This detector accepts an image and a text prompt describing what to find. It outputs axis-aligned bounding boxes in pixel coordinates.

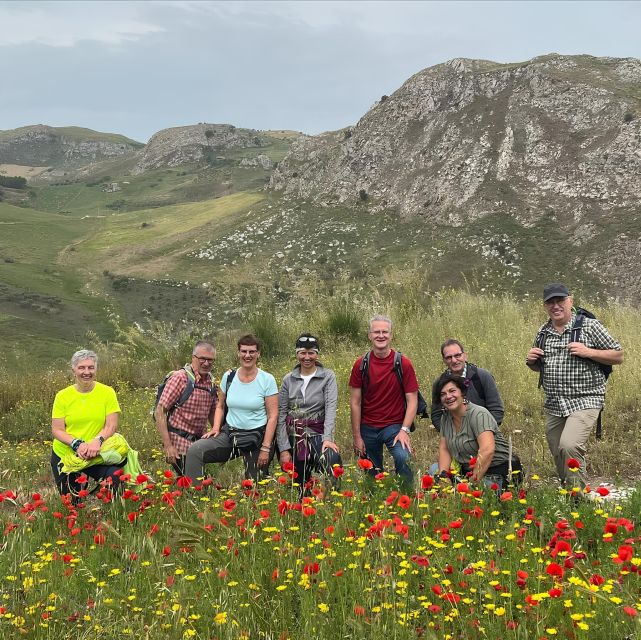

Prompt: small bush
[324,305,362,342]
[248,310,291,359]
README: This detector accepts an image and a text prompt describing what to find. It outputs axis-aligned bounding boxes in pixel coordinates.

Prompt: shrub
[0,175,27,189]
[324,304,362,342]
[248,309,291,359]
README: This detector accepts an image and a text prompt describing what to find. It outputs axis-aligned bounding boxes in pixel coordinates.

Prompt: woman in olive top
[434,373,519,489]
[51,349,123,497]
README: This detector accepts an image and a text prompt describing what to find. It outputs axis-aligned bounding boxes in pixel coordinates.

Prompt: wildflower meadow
[1,291,640,639]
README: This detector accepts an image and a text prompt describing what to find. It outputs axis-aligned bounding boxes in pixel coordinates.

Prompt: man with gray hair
[526,283,623,487]
[155,340,218,475]
[349,314,418,485]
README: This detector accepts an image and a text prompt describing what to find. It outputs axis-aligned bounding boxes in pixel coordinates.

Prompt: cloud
[0,1,164,47]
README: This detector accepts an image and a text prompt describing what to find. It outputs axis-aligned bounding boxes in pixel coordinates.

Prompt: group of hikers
[50,282,624,499]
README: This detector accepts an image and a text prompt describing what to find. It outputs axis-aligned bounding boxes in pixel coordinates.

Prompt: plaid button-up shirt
[535,314,622,417]
[159,367,217,455]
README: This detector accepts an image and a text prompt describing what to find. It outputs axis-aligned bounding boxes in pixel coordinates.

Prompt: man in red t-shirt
[349,315,418,484]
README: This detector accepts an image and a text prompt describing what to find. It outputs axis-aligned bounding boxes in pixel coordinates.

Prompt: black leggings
[294,435,342,487]
[50,451,126,497]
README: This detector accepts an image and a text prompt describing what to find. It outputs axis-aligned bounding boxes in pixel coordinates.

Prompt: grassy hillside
[0,202,115,366]
[0,124,142,146]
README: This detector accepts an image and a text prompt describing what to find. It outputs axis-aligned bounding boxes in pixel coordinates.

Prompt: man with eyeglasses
[155,340,218,475]
[526,283,623,488]
[430,339,504,432]
[349,314,418,485]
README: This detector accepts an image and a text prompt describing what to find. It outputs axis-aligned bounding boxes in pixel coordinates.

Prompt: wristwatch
[97,435,105,444]
[400,426,411,434]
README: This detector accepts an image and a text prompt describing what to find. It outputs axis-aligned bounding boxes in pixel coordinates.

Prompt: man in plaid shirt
[526,283,623,487]
[155,341,218,475]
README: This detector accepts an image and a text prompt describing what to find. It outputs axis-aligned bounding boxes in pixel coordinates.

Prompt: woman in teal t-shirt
[184,334,278,482]
[51,349,123,499]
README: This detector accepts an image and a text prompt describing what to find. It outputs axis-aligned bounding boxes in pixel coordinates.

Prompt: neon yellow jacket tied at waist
[58,433,142,478]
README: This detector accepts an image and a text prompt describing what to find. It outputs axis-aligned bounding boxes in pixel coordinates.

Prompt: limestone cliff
[271,54,641,231]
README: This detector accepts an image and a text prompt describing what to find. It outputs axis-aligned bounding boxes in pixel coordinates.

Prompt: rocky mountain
[271,54,641,225]
[0,125,142,170]
[131,123,271,174]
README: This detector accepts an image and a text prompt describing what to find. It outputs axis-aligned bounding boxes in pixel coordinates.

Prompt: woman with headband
[276,333,342,494]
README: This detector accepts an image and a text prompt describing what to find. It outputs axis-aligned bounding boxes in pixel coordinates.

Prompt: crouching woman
[433,373,521,489]
[51,349,124,498]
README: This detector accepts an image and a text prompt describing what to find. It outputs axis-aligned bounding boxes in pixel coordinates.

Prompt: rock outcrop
[131,124,269,174]
[271,54,641,230]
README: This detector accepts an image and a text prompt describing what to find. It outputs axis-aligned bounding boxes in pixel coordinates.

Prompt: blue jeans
[360,423,413,485]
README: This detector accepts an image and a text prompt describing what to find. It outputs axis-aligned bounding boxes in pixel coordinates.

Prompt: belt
[168,425,200,443]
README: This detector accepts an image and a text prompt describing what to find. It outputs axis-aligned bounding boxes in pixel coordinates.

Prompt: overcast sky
[1,0,640,143]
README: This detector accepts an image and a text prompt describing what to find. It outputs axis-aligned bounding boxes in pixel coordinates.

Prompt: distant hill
[131,123,283,174]
[270,53,641,299]
[0,125,143,173]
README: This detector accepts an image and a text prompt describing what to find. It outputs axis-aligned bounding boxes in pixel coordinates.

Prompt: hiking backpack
[152,366,217,420]
[535,307,611,439]
[360,351,429,432]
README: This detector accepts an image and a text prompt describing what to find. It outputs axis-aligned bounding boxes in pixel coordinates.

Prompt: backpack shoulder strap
[467,364,486,402]
[393,351,404,390]
[225,368,237,394]
[571,312,585,343]
[175,366,196,408]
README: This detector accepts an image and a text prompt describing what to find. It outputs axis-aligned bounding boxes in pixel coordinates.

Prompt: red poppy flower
[623,606,638,617]
[421,475,434,490]
[223,499,236,512]
[456,482,470,494]
[76,474,88,485]
[357,458,373,470]
[374,472,385,480]
[548,587,562,598]
[332,466,345,478]
[596,486,610,497]
[353,605,365,616]
[566,458,580,470]
[241,479,254,488]
[162,546,171,557]
[545,562,564,578]
[303,562,319,574]
[397,495,411,509]
[500,491,513,501]
[176,476,192,488]
[617,545,634,562]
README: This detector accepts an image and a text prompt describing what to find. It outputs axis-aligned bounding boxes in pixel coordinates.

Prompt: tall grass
[1,289,639,480]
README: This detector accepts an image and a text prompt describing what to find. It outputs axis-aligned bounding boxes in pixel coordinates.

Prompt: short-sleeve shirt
[158,368,217,455]
[439,403,510,467]
[349,350,419,428]
[535,314,622,416]
[52,382,121,458]
[222,368,278,430]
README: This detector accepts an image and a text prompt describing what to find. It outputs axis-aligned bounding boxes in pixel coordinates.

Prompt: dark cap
[543,282,570,302]
[295,333,320,351]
